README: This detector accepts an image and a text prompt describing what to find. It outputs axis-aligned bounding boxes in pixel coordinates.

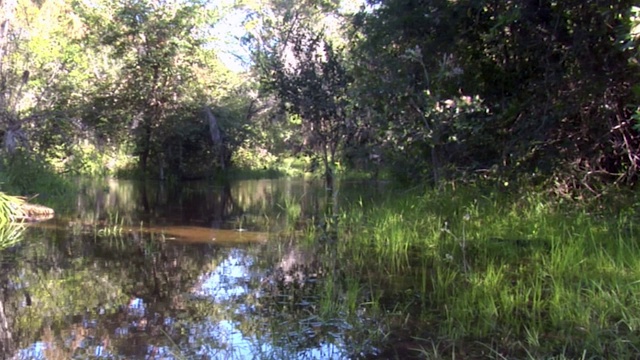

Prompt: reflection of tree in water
[0,232,378,359]
[0,179,386,359]
[0,223,33,360]
[140,180,241,229]
[73,178,367,236]
[141,178,358,233]
[223,242,378,359]
[0,225,233,359]
[0,258,18,360]
[74,178,140,224]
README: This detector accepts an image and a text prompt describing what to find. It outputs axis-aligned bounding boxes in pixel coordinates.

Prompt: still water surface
[0,178,384,360]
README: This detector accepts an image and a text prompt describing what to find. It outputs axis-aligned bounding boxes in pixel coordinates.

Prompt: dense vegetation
[0,0,637,192]
[2,0,640,358]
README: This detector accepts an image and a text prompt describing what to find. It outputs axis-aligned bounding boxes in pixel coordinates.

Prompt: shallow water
[0,178,384,360]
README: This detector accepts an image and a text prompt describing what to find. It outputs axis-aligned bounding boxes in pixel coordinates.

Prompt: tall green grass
[314,185,640,357]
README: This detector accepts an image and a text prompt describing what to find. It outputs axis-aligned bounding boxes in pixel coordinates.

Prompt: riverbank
[298,184,640,358]
[2,173,639,358]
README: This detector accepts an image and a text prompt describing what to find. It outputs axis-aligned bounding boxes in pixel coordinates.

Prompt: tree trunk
[203,106,225,169]
[322,144,333,190]
[431,145,441,184]
[140,121,151,176]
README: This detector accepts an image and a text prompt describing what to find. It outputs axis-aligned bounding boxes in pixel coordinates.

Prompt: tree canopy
[0,0,637,192]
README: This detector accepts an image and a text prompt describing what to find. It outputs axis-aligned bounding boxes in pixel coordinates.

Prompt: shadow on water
[0,178,386,360]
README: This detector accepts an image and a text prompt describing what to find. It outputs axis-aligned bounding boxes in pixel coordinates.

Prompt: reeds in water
[309,185,640,358]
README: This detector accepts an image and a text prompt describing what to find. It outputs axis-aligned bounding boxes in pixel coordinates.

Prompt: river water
[0,178,385,360]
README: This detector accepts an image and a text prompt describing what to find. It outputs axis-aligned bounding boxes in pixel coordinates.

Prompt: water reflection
[195,249,252,302]
[70,178,347,232]
[0,178,381,360]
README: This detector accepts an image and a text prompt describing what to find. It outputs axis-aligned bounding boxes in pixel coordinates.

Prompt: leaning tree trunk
[204,106,225,169]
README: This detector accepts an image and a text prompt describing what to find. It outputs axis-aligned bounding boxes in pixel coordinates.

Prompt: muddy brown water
[0,178,386,360]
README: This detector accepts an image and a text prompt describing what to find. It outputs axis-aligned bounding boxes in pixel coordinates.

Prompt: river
[0,178,386,360]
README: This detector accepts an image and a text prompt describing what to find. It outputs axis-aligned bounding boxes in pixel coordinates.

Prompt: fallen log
[10,201,54,222]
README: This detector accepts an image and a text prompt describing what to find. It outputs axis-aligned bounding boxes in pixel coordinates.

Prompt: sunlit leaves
[262,27,351,184]
[0,192,26,249]
[0,191,24,221]
[74,0,224,174]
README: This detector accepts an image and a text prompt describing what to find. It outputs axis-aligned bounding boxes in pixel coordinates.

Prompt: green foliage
[3,0,640,189]
[242,0,357,185]
[324,185,640,357]
[350,0,640,189]
[0,222,26,250]
[230,144,314,178]
[232,146,278,170]
[73,0,235,178]
[0,151,74,197]
[0,192,24,224]
[0,192,28,249]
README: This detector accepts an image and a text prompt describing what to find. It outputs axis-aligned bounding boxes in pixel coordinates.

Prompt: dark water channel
[0,178,385,360]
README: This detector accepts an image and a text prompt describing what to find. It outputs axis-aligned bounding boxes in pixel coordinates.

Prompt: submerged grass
[315,185,640,358]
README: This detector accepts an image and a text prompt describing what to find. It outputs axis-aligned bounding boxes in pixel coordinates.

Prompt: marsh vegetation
[0,180,638,359]
[1,0,640,359]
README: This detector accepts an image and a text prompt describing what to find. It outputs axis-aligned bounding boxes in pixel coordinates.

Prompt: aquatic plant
[0,191,24,224]
[309,185,640,358]
[95,211,125,238]
[277,195,303,231]
[0,221,26,251]
[0,192,28,249]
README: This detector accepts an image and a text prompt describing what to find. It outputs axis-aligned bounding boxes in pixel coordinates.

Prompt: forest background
[1,0,640,196]
[3,1,640,358]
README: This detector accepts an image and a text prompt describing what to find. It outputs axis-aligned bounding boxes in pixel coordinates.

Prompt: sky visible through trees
[2,3,640,358]
[0,0,637,193]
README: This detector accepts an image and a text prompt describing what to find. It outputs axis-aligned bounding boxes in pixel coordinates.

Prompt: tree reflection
[0,283,16,360]
[4,225,222,358]
[0,178,382,359]
[0,223,30,360]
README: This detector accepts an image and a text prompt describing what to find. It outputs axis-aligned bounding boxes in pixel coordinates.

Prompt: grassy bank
[304,185,640,358]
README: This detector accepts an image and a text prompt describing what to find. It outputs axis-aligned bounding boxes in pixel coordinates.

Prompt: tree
[350,0,640,189]
[0,0,83,156]
[243,0,354,188]
[264,30,351,189]
[75,0,217,176]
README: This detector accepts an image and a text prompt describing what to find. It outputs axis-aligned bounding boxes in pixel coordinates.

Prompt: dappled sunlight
[2,0,639,357]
